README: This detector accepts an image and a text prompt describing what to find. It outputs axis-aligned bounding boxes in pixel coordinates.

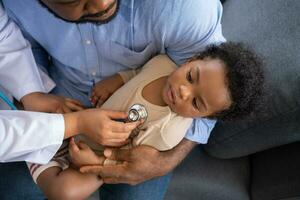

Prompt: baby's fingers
[62,105,72,113]
[90,92,99,106]
[77,141,91,150]
[96,99,104,108]
[96,93,110,108]
[69,138,79,153]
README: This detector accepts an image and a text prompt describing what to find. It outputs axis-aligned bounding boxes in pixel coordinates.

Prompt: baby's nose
[179,85,191,101]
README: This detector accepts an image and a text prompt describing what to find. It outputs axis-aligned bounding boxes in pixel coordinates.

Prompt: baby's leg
[27,141,103,200]
[37,166,102,200]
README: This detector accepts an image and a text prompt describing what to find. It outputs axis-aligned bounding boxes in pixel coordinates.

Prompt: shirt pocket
[108,41,156,69]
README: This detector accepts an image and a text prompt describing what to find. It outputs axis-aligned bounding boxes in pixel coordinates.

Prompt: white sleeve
[0,110,64,164]
[0,5,54,101]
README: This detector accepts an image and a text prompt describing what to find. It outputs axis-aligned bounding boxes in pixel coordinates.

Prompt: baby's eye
[186,70,193,83]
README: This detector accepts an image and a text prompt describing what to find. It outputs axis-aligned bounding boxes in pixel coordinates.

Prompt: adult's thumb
[104,148,131,162]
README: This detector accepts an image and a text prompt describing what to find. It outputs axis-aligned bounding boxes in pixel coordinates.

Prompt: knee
[45,182,81,200]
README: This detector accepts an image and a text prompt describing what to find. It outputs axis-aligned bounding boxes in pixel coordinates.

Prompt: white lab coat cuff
[14,66,56,100]
[25,113,65,164]
[14,83,45,101]
[37,66,56,93]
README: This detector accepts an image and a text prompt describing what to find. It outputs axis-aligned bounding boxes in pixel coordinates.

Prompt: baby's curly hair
[193,42,265,121]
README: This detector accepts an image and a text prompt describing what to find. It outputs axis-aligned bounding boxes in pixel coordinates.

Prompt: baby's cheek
[174,106,190,117]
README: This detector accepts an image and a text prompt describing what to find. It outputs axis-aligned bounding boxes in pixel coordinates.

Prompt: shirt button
[86,40,91,45]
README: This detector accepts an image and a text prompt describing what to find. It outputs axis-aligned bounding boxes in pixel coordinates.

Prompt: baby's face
[162,57,232,118]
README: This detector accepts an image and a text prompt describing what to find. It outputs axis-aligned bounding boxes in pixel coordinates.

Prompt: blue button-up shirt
[3,0,226,144]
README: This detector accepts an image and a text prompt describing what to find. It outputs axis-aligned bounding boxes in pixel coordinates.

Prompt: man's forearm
[159,139,197,174]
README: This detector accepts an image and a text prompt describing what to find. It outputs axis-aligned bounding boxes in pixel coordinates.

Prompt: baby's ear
[187,54,204,63]
[187,56,197,63]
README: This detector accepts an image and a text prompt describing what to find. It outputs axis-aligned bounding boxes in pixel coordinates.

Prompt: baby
[28,42,264,199]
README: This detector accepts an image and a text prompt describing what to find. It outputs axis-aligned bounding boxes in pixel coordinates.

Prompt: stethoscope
[0,90,17,110]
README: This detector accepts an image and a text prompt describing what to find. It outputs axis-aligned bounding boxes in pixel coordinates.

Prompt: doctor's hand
[79,139,197,185]
[90,74,124,108]
[21,92,85,113]
[64,109,141,146]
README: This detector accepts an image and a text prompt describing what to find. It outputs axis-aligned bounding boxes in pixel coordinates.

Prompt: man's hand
[21,92,85,113]
[80,139,197,185]
[90,74,124,107]
[64,109,141,146]
[81,145,164,185]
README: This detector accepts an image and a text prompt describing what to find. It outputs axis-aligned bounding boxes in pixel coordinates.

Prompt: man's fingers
[97,156,106,165]
[95,165,130,184]
[66,98,84,107]
[62,105,72,113]
[55,107,64,114]
[66,101,85,111]
[80,165,102,174]
[104,148,131,162]
[102,176,134,185]
[103,139,130,147]
[80,164,127,181]
[102,178,119,184]
[98,165,126,179]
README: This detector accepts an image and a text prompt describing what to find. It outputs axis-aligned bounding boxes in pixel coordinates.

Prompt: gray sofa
[165,0,300,199]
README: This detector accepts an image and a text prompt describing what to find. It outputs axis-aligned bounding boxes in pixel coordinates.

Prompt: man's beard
[37,0,120,25]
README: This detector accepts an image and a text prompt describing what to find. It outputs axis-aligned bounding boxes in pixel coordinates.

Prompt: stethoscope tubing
[0,91,17,110]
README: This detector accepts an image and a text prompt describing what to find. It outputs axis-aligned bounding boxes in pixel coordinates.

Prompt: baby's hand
[90,74,124,107]
[69,138,105,168]
[21,92,85,113]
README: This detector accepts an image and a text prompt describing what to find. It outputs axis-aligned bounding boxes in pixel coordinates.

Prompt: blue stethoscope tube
[0,91,17,110]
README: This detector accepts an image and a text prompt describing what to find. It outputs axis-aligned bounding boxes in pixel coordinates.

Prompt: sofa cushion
[204,0,300,158]
[251,142,300,200]
[165,146,250,200]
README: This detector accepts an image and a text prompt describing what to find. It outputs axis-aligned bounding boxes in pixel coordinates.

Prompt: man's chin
[38,0,119,25]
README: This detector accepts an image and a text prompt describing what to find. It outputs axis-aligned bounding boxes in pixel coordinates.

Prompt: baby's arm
[91,69,140,107]
[91,73,124,107]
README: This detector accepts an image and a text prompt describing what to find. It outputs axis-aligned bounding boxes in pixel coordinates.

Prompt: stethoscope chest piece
[127,104,148,122]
